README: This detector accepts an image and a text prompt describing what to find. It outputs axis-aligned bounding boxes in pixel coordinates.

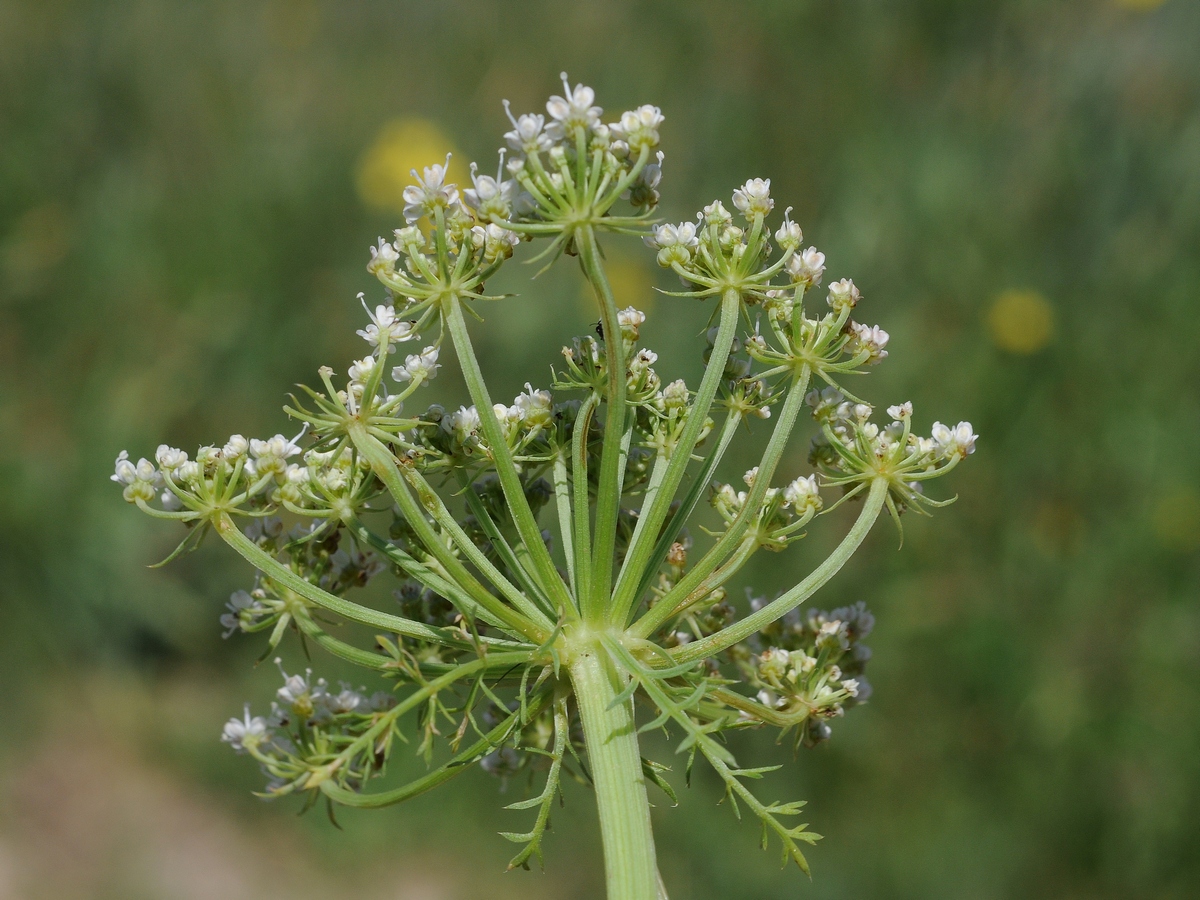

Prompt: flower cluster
[112,74,977,893]
[220,661,398,797]
[737,601,875,747]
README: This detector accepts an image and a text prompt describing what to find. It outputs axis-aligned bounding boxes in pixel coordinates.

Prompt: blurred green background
[2,0,1199,897]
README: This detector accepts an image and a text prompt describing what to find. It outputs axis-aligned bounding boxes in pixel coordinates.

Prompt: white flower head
[661,379,689,411]
[618,306,646,329]
[630,348,658,375]
[249,431,303,478]
[827,278,861,314]
[446,405,482,443]
[367,236,400,276]
[503,101,553,155]
[848,323,890,364]
[222,704,270,754]
[610,105,665,152]
[887,401,913,422]
[732,178,774,218]
[644,222,698,268]
[782,474,823,514]
[222,434,249,461]
[931,421,978,459]
[700,200,733,228]
[774,209,803,250]
[402,155,461,224]
[786,246,826,288]
[356,296,417,351]
[471,222,520,262]
[155,445,188,474]
[545,72,603,141]
[463,156,518,220]
[513,384,553,430]
[392,346,440,384]
[348,356,377,384]
[111,451,160,503]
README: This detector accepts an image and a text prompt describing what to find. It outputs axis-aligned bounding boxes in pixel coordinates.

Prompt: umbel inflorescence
[113,74,975,899]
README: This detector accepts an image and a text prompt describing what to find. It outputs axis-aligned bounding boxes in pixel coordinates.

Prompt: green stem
[634,368,809,638]
[628,410,743,620]
[570,642,658,900]
[214,513,467,648]
[610,290,741,624]
[576,225,627,621]
[443,295,574,614]
[572,392,599,610]
[350,425,547,643]
[669,477,889,665]
[552,450,576,594]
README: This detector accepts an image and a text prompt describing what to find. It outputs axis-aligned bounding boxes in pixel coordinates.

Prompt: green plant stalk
[442,295,575,616]
[628,410,743,619]
[670,477,890,665]
[633,368,810,639]
[569,642,658,900]
[349,423,548,643]
[576,225,628,621]
[610,289,742,625]
[572,393,599,607]
[214,512,467,647]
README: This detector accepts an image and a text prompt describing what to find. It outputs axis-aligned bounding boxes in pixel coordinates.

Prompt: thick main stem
[570,644,658,900]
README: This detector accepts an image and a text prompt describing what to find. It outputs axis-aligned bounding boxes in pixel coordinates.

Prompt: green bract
[112,74,976,900]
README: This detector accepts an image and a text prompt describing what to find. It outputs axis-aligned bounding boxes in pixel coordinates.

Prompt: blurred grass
[1,0,1199,897]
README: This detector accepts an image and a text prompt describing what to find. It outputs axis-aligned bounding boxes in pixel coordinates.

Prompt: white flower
[471,222,520,262]
[848,323,890,364]
[446,405,481,442]
[513,384,553,430]
[758,647,791,680]
[348,356,377,385]
[841,678,860,698]
[326,685,364,714]
[392,346,440,384]
[743,467,759,488]
[827,278,861,314]
[545,73,603,141]
[111,451,160,503]
[610,105,665,152]
[223,434,249,460]
[630,348,658,375]
[367,236,400,275]
[786,246,826,287]
[931,421,978,459]
[249,432,302,478]
[661,379,689,411]
[356,298,416,351]
[732,178,773,217]
[645,221,698,268]
[222,705,270,754]
[887,402,913,421]
[806,386,846,423]
[463,160,518,220]
[401,156,461,224]
[503,101,553,154]
[155,445,188,474]
[617,306,646,329]
[700,200,733,227]
[774,213,803,250]
[782,474,823,514]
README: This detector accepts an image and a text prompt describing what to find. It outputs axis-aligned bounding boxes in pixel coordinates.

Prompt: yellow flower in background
[1152,487,1200,553]
[578,253,656,317]
[356,119,459,215]
[987,289,1054,354]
